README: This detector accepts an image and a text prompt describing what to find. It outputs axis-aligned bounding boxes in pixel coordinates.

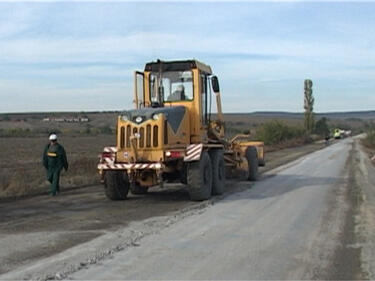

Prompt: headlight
[134,133,141,139]
[121,115,129,121]
[135,116,143,123]
[152,113,161,121]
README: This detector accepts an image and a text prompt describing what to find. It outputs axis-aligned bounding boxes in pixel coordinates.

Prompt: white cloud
[1,32,374,66]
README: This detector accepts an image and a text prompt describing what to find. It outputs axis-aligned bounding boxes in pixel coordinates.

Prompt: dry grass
[0,135,114,198]
[265,136,313,152]
[363,129,375,150]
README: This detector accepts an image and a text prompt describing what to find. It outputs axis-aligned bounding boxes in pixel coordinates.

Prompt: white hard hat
[49,134,57,141]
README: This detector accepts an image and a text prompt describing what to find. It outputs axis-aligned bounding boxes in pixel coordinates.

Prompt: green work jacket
[43,143,68,171]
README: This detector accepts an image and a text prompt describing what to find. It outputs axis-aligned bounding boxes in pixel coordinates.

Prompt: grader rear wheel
[187,152,212,201]
[246,147,259,181]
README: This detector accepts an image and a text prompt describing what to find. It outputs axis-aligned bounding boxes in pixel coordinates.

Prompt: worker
[42,133,68,196]
[325,135,330,146]
[167,84,185,101]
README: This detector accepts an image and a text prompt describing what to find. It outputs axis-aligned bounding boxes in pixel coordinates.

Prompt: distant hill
[226,110,375,120]
[0,110,373,133]
[1,110,374,120]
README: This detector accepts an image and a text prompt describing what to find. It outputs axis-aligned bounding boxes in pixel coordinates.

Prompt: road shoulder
[356,140,375,279]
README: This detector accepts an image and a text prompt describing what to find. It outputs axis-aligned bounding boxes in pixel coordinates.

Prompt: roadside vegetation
[254,120,307,146]
[0,111,370,199]
[362,126,375,150]
[230,116,367,152]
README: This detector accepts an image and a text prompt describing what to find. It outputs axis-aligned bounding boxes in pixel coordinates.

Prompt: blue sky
[0,1,374,113]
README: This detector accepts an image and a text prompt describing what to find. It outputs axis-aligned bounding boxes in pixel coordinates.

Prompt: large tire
[104,171,129,200]
[246,147,258,181]
[130,183,148,195]
[209,149,225,195]
[187,151,212,201]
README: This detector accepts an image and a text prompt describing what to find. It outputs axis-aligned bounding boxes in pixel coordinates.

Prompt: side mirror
[211,76,220,93]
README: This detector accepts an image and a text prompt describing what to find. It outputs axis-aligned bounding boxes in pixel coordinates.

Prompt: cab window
[150,71,193,103]
[201,74,208,125]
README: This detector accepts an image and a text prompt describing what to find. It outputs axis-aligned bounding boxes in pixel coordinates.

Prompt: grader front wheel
[187,152,213,201]
[209,149,225,195]
[104,171,130,200]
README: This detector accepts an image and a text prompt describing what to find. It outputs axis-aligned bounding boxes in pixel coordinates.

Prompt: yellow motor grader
[98,59,265,201]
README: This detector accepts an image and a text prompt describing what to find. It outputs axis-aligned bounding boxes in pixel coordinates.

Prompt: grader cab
[98,59,265,201]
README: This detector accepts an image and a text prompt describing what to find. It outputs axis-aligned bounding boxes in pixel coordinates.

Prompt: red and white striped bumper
[98,146,162,170]
[98,143,204,172]
[98,162,162,170]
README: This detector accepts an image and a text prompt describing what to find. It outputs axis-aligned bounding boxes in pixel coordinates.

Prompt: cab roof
[144,59,212,75]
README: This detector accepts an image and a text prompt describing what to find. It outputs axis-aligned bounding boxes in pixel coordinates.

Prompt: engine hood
[121,106,186,133]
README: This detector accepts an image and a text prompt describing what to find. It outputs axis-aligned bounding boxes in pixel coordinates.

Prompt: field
[0,110,373,199]
[1,110,373,136]
[0,135,114,198]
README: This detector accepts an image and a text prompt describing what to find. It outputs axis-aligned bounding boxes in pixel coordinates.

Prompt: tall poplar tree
[304,79,315,133]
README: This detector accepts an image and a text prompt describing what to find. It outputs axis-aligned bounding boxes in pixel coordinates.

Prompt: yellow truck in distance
[98,59,265,201]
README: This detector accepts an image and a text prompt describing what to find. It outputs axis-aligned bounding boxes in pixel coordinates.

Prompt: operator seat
[167,85,185,101]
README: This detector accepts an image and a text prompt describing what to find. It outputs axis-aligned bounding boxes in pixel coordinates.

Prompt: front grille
[139,127,145,148]
[146,125,151,147]
[120,124,159,149]
[133,127,138,147]
[120,127,125,148]
[164,120,168,145]
[153,125,158,147]
[126,125,131,147]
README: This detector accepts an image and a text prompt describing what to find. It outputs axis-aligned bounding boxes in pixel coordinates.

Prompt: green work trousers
[47,168,61,196]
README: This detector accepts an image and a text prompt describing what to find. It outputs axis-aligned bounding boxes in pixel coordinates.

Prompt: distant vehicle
[333,128,351,139]
[344,130,352,137]
[333,128,343,139]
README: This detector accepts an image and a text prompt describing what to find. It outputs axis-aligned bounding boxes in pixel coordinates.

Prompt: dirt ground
[0,141,327,278]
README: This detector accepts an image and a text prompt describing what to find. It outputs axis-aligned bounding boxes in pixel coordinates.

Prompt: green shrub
[2,115,10,121]
[255,120,306,145]
[363,128,375,149]
[314,117,330,137]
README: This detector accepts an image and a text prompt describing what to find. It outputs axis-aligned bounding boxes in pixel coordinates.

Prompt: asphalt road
[69,137,357,280]
[2,138,372,280]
